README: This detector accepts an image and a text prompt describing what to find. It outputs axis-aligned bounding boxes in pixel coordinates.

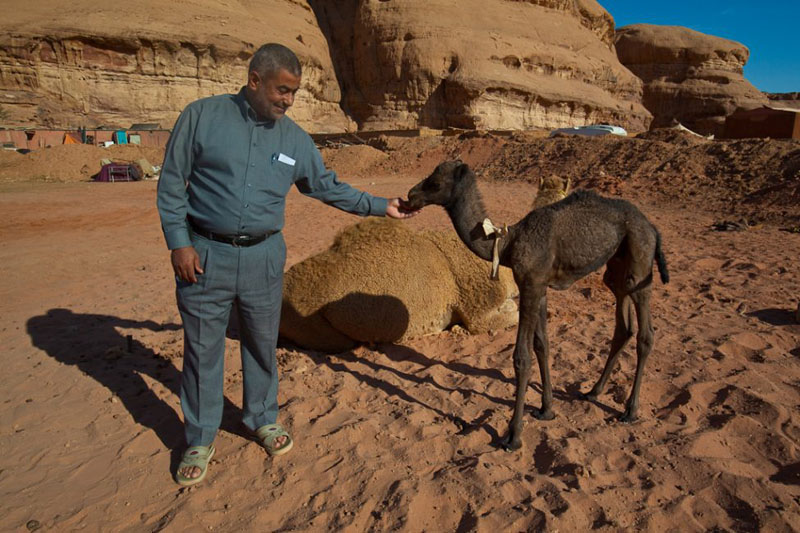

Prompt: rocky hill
[0,1,777,135]
[1,0,648,132]
[0,0,351,131]
[309,0,650,131]
[614,24,768,136]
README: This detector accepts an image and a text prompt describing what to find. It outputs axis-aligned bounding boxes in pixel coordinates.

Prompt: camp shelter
[94,162,141,182]
[723,106,800,140]
[0,128,171,150]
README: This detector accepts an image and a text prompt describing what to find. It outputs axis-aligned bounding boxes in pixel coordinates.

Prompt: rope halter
[482,218,508,280]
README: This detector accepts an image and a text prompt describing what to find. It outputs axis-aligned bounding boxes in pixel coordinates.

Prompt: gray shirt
[157,88,388,250]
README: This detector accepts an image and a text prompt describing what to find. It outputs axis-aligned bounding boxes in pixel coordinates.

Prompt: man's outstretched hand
[171,246,204,283]
[385,197,420,219]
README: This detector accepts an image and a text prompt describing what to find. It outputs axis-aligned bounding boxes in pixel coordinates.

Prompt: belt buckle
[231,235,248,247]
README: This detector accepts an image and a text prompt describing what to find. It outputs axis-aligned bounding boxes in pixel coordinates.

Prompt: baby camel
[405,161,669,451]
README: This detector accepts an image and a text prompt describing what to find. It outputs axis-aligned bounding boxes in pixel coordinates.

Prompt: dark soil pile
[472,130,800,226]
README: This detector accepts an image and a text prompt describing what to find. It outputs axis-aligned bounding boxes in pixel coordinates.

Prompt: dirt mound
[635,127,712,146]
[475,134,800,226]
[318,144,388,180]
[317,131,800,227]
[0,144,165,182]
[2,133,799,227]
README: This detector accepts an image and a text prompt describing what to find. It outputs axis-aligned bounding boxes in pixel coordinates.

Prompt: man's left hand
[386,197,420,219]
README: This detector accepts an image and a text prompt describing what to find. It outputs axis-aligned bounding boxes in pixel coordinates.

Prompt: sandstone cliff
[1,1,651,132]
[311,0,650,132]
[0,0,353,131]
[615,23,768,136]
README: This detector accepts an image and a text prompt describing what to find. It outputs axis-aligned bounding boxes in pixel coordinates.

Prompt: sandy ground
[1,135,800,532]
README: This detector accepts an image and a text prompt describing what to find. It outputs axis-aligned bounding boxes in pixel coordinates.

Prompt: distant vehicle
[549,124,628,137]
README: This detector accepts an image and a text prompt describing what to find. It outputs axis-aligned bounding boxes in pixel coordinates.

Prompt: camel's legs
[585,294,634,400]
[585,262,635,400]
[503,282,544,451]
[532,295,553,420]
[621,287,654,422]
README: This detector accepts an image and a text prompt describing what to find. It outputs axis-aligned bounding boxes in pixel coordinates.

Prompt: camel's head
[406,160,469,210]
[540,174,566,192]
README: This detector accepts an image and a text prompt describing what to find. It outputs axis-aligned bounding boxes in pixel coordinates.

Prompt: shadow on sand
[26,308,250,472]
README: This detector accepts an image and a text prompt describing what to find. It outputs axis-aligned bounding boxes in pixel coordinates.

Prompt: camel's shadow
[300,341,594,446]
[298,339,623,447]
[26,309,250,468]
[310,344,504,443]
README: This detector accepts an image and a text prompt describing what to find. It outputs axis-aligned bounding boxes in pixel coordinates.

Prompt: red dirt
[2,132,799,531]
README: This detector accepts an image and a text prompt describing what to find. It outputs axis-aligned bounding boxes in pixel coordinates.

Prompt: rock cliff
[1,1,649,132]
[615,24,767,136]
[0,0,353,131]
[310,0,650,132]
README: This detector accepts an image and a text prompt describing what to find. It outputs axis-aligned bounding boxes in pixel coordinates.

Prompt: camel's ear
[455,162,470,180]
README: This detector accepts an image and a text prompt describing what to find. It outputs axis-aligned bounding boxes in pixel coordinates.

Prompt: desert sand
[1,133,799,532]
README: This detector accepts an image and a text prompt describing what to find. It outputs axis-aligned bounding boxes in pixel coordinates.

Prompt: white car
[549,124,628,137]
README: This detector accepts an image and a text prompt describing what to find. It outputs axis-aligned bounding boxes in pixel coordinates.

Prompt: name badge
[277,153,296,166]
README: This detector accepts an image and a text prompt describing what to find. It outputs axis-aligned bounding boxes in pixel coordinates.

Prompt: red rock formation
[0,0,651,132]
[0,0,352,131]
[312,0,650,132]
[615,23,768,136]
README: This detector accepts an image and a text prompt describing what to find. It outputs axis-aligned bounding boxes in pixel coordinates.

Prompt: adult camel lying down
[277,218,519,352]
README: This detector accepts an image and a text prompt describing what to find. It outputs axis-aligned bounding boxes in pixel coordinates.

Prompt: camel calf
[405,161,669,450]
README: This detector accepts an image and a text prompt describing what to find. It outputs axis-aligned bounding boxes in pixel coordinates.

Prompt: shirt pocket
[264,156,295,197]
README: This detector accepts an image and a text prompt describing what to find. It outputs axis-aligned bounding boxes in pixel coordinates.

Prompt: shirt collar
[235,87,275,127]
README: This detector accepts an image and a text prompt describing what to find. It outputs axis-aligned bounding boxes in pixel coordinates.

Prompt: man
[157,43,417,486]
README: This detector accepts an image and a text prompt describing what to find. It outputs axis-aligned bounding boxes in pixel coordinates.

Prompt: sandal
[254,424,294,456]
[175,444,215,486]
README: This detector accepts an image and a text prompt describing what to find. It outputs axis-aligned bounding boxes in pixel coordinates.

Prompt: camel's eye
[422,179,441,192]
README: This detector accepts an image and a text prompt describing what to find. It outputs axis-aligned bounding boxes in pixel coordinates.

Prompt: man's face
[246,68,301,121]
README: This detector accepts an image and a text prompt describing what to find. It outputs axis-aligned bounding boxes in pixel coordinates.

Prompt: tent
[94,163,141,182]
[723,106,800,140]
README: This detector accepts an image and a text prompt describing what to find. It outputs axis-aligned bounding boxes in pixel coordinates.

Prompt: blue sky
[602,1,799,93]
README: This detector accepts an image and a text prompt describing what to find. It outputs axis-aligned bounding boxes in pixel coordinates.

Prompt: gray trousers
[176,232,286,446]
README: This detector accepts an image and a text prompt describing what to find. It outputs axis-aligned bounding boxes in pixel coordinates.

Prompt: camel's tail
[654,227,669,284]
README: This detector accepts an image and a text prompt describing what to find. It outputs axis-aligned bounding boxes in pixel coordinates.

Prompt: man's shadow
[26,308,249,453]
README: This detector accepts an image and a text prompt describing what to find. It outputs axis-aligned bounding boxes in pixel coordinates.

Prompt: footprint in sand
[684,384,793,481]
[714,331,772,363]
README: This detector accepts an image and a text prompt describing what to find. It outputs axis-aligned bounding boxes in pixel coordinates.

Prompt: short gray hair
[248,43,302,78]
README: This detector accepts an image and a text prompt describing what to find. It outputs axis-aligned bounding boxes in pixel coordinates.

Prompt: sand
[1,133,799,532]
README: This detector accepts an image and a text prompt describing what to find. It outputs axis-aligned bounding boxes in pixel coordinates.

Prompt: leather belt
[188,219,273,247]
